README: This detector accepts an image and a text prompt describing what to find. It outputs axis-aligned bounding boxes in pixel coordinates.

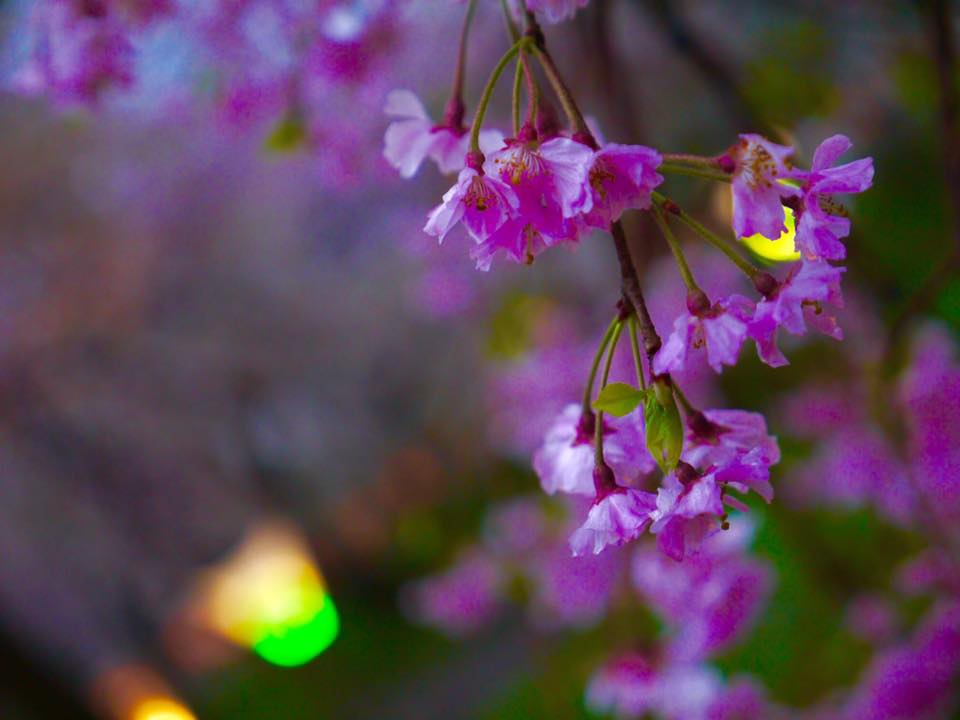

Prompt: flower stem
[653,192,760,281]
[470,39,527,155]
[611,220,662,361]
[661,152,723,168]
[499,0,520,43]
[526,34,592,139]
[652,205,699,292]
[628,315,647,390]
[582,315,620,415]
[659,163,731,183]
[512,57,523,134]
[445,0,478,128]
[595,320,624,466]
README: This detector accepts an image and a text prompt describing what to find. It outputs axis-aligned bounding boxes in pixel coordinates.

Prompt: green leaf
[592,382,645,417]
[644,380,683,473]
[265,115,307,153]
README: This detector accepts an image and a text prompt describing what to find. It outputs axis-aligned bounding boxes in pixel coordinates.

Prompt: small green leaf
[592,382,645,417]
[265,115,307,153]
[644,380,683,473]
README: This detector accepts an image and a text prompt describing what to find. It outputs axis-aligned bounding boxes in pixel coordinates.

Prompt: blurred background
[0,0,957,718]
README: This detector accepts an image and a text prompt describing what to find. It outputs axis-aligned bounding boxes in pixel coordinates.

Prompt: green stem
[451,0,478,105]
[595,321,624,465]
[582,315,620,415]
[512,57,523,134]
[672,381,696,416]
[653,192,760,280]
[652,205,699,292]
[660,163,731,183]
[519,48,540,125]
[628,315,646,390]
[470,40,527,154]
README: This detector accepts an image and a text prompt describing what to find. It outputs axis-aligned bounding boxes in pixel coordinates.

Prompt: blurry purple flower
[570,487,657,556]
[534,403,654,496]
[13,0,137,106]
[383,89,504,178]
[684,408,780,472]
[586,652,724,720]
[841,602,960,720]
[633,518,772,661]
[406,550,503,637]
[523,0,592,24]
[845,594,898,646]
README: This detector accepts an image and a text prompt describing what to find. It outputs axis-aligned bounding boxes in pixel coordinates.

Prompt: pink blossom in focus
[653,295,755,374]
[749,260,845,367]
[578,143,664,229]
[729,134,797,240]
[790,134,874,261]
[424,166,519,245]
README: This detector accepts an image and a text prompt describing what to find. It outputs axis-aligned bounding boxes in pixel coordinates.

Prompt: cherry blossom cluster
[385,1,873,569]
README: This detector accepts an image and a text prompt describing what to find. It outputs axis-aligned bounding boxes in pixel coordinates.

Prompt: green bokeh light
[252,592,340,667]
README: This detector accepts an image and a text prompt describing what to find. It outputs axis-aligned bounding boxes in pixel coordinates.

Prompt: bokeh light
[130,697,197,720]
[740,205,801,262]
[198,521,339,667]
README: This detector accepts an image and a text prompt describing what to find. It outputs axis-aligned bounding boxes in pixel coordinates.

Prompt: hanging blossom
[748,260,845,367]
[569,464,658,556]
[653,292,755,374]
[727,134,797,241]
[788,134,875,261]
[576,142,664,230]
[513,0,592,25]
[472,126,594,268]
[423,157,519,246]
[649,459,773,561]
[383,90,504,178]
[534,403,655,496]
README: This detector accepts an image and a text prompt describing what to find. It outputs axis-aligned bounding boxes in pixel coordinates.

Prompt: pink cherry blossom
[790,134,874,261]
[748,260,845,367]
[383,89,504,178]
[579,143,663,229]
[533,403,655,496]
[404,549,503,637]
[570,487,657,556]
[424,165,519,245]
[684,408,780,471]
[729,134,796,240]
[472,131,593,268]
[651,460,772,561]
[523,0,592,24]
[586,652,724,720]
[653,294,755,374]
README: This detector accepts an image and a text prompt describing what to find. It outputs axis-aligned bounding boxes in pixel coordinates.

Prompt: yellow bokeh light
[130,698,196,720]
[195,520,338,666]
[738,193,802,263]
